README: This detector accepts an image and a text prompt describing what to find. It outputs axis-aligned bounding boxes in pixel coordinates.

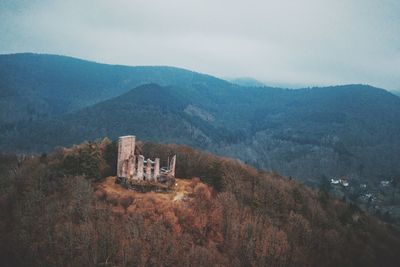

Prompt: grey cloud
[0,0,399,90]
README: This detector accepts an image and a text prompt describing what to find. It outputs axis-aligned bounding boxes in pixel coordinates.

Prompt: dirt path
[96,176,192,203]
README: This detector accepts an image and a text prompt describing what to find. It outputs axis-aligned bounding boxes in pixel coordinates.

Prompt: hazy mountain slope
[219,85,400,183]
[230,77,266,87]
[0,83,238,151]
[0,53,232,125]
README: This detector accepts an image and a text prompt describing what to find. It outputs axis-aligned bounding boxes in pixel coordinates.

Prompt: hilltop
[0,139,399,266]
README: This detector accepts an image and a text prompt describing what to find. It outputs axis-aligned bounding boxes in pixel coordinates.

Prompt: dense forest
[1,139,399,267]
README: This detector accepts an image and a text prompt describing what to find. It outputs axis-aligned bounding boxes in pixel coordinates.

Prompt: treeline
[0,140,400,266]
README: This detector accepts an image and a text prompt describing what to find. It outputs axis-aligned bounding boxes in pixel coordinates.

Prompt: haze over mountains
[1,53,400,186]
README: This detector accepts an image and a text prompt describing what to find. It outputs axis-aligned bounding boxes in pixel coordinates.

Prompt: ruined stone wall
[154,158,160,178]
[117,135,175,181]
[170,155,176,177]
[137,155,144,179]
[117,135,136,178]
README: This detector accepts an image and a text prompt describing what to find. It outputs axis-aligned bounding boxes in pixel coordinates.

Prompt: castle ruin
[117,135,176,182]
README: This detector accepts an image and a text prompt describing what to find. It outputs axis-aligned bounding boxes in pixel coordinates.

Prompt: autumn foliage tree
[0,140,400,266]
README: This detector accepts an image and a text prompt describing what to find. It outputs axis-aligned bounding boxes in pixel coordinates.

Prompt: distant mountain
[1,53,400,187]
[229,77,266,87]
[0,53,230,125]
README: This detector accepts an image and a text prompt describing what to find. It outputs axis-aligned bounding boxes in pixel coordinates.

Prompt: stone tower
[170,155,176,177]
[117,135,136,178]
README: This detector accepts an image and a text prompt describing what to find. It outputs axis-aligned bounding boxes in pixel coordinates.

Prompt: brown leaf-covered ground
[0,139,399,266]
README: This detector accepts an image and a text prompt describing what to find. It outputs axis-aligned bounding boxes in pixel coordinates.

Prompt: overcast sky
[0,0,399,90]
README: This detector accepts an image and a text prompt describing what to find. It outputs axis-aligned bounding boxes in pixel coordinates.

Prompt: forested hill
[0,140,400,266]
[1,53,400,185]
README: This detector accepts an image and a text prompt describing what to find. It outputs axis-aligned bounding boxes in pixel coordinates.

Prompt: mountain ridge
[0,53,235,125]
